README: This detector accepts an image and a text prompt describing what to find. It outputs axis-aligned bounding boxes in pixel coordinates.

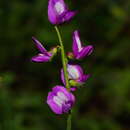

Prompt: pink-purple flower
[48,0,76,25]
[29,0,94,118]
[68,30,93,59]
[31,37,57,62]
[47,85,75,114]
[61,64,90,89]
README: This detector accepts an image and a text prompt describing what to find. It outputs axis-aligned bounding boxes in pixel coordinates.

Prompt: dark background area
[0,0,130,130]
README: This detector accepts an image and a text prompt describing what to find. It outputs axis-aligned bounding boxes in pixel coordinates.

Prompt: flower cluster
[31,0,93,115]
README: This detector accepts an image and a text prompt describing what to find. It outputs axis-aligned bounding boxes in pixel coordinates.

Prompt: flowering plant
[30,0,93,129]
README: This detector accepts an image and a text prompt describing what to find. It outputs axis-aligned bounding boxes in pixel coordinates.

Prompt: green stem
[54,26,70,90]
[67,112,72,130]
[54,26,72,130]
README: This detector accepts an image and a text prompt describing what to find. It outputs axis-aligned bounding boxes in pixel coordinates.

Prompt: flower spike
[72,30,94,59]
[61,64,90,90]
[31,37,57,62]
[47,85,75,114]
[48,0,76,25]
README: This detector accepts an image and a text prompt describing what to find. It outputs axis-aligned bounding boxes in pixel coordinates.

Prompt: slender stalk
[54,26,72,130]
[54,26,70,90]
[67,112,72,130]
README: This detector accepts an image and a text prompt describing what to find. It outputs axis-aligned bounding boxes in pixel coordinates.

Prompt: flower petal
[67,64,83,80]
[53,86,75,104]
[31,53,51,62]
[54,0,67,15]
[48,0,76,24]
[61,69,65,85]
[48,0,66,24]
[61,64,84,84]
[61,11,76,23]
[52,86,69,99]
[76,45,93,59]
[72,30,82,57]
[32,37,50,56]
[78,74,90,83]
[47,92,63,114]
[48,0,57,24]
[71,87,77,91]
[47,85,75,114]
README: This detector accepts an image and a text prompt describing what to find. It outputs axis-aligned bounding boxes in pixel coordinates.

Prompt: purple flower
[48,0,76,25]
[31,37,57,62]
[47,85,75,114]
[61,64,90,88]
[70,30,94,59]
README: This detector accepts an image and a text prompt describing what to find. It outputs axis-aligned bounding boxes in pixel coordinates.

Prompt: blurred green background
[0,0,130,130]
